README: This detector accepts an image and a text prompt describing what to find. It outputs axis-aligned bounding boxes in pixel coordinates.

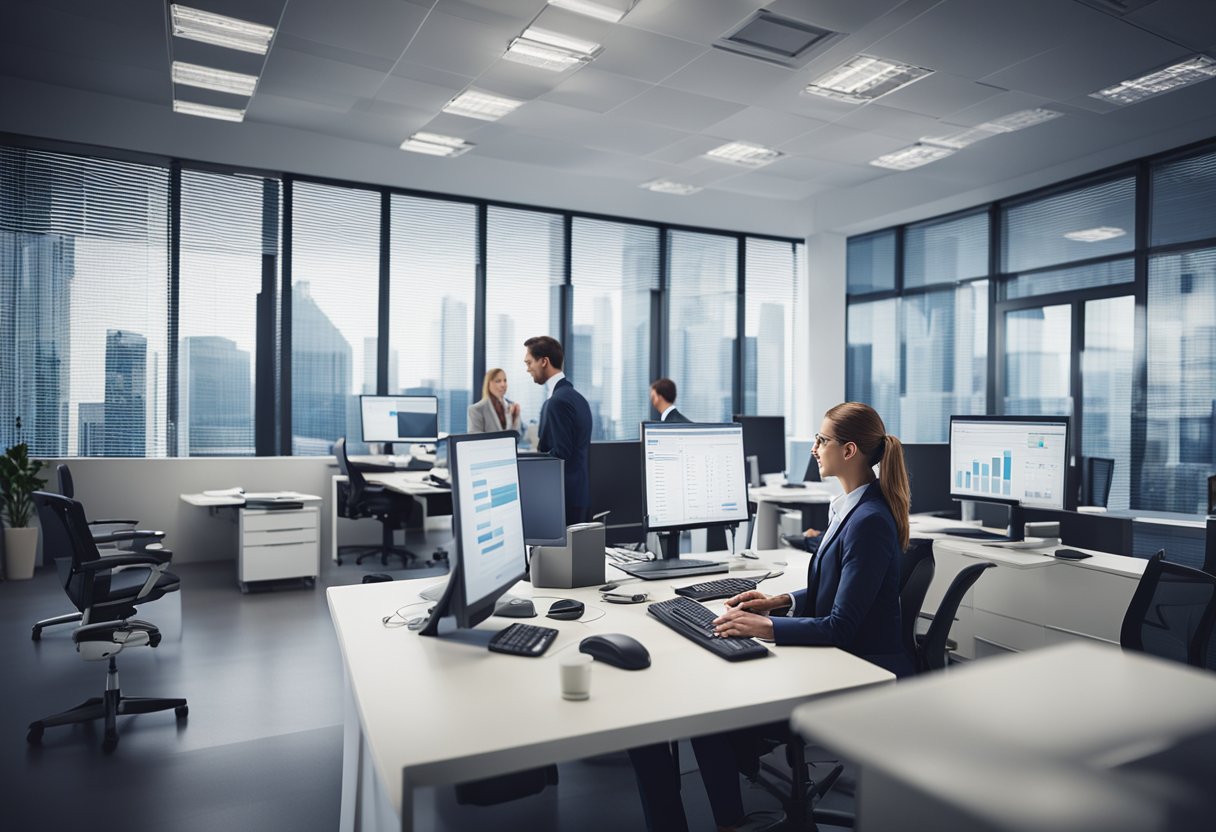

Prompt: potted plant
[1,442,46,580]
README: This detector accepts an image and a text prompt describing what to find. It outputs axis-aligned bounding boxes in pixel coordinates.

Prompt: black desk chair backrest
[333,437,369,516]
[1120,550,1216,669]
[1085,457,1115,508]
[899,539,936,666]
[920,561,996,672]
[58,463,76,498]
[34,492,119,614]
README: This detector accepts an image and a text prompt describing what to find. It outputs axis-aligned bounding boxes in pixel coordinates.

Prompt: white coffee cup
[559,653,592,701]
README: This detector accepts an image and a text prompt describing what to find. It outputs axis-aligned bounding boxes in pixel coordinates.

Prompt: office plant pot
[4,527,38,580]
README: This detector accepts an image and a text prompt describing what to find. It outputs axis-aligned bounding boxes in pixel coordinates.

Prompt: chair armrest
[92,528,167,546]
[89,518,139,526]
[79,550,172,571]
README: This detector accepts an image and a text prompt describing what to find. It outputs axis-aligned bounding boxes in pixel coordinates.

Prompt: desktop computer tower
[531,522,606,589]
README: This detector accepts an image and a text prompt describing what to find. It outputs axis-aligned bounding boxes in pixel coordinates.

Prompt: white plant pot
[4,526,39,580]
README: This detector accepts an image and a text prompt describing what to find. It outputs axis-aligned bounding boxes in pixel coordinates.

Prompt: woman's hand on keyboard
[712,606,774,640]
[725,590,792,614]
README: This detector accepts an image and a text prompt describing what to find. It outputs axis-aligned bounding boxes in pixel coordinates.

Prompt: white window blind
[847,230,896,295]
[1002,177,1135,273]
[668,230,737,424]
[904,211,988,288]
[743,238,801,429]
[1151,149,1216,247]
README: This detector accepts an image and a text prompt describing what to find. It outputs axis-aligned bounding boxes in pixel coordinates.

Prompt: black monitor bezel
[517,453,567,547]
[641,421,749,534]
[733,414,786,476]
[358,394,439,444]
[948,414,1073,512]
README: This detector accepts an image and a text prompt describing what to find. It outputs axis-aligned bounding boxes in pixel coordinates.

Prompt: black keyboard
[647,597,770,662]
[942,528,1005,541]
[488,623,558,657]
[675,577,758,602]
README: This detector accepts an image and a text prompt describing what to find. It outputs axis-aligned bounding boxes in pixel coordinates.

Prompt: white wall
[804,232,847,424]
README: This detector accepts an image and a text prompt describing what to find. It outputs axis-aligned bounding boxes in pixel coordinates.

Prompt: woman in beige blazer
[467,368,522,435]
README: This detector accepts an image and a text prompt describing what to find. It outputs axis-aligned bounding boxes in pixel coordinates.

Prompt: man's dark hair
[524,336,564,370]
[650,378,676,404]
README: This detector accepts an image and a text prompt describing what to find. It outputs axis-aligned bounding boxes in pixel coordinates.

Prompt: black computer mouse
[547,599,585,620]
[579,633,651,670]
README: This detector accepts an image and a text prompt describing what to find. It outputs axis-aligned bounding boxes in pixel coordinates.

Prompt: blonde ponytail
[877,434,911,551]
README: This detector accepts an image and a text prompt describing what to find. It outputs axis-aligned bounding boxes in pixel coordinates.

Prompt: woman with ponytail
[714,402,914,678]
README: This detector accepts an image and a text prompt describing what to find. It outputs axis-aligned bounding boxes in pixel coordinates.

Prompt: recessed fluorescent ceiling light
[170,5,275,55]
[1091,55,1216,105]
[442,89,524,121]
[641,180,703,196]
[978,108,1062,132]
[505,27,601,71]
[1063,226,1126,243]
[705,141,783,167]
[547,0,633,23]
[173,100,245,122]
[400,132,474,157]
[804,55,933,103]
[172,61,258,96]
[870,143,955,171]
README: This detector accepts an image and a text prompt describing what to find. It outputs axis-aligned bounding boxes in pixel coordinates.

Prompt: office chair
[917,561,996,672]
[1120,550,1216,670]
[1084,457,1115,508]
[899,539,936,666]
[32,463,167,640]
[334,437,424,567]
[27,492,187,752]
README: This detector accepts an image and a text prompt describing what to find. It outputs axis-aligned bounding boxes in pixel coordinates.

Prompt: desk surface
[789,643,1216,830]
[361,470,451,496]
[328,549,893,822]
[749,481,841,504]
[180,490,322,507]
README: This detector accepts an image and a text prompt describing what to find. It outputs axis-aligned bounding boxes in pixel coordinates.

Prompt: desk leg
[340,667,363,832]
[755,501,780,550]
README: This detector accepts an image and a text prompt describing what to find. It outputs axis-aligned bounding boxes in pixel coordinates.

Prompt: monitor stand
[942,505,1025,542]
[612,531,728,581]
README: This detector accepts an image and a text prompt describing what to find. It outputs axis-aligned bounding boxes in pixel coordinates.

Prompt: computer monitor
[734,415,786,476]
[619,422,746,579]
[787,439,819,484]
[589,440,644,544]
[948,415,1071,541]
[903,443,954,516]
[517,454,567,547]
[359,395,439,450]
[419,431,527,637]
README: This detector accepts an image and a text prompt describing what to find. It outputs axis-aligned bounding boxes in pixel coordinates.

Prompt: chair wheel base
[31,626,42,641]
[27,726,43,745]
[176,705,189,719]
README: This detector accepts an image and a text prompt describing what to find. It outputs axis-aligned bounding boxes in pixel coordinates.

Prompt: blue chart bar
[490,483,518,507]
[477,531,493,544]
[472,479,487,488]
[1003,451,1011,480]
[493,528,503,538]
[965,471,971,488]
[483,540,504,554]
[477,521,490,531]
[470,458,516,471]
[474,502,491,513]
[981,462,990,493]
[473,490,488,501]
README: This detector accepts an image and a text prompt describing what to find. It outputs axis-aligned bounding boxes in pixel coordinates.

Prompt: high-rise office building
[179,336,253,456]
[291,281,352,453]
[104,329,147,457]
[439,297,469,434]
[362,336,398,395]
[77,403,104,457]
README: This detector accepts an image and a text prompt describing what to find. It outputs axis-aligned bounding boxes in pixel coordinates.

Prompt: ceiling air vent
[714,9,839,69]
[1073,0,1158,17]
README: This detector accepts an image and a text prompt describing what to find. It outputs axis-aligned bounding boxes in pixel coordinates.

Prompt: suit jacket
[662,408,691,424]
[537,377,592,516]
[769,484,913,677]
[467,396,521,436]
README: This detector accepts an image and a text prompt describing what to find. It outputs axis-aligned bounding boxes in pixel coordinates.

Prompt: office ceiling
[3,0,1216,236]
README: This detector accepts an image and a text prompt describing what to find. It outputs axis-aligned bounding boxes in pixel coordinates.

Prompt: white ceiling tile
[662,49,798,106]
[260,47,386,100]
[472,60,571,102]
[1127,0,1216,53]
[610,85,746,131]
[541,68,653,113]
[624,0,767,47]
[591,25,708,83]
[780,124,907,164]
[0,43,167,105]
[700,106,828,148]
[397,9,513,78]
[938,89,1056,127]
[645,134,736,165]
[375,76,468,112]
[280,0,431,61]
[833,103,948,142]
[878,73,1005,120]
[494,100,691,156]
[763,0,907,34]
[268,35,395,73]
[712,172,826,201]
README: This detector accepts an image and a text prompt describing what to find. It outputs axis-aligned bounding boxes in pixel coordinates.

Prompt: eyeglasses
[813,433,838,447]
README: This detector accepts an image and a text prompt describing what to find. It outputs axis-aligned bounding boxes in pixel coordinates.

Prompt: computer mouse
[494,597,537,618]
[578,633,651,670]
[1053,548,1092,560]
[547,599,585,620]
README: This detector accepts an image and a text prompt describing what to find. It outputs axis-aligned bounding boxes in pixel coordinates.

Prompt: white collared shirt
[544,371,566,400]
[817,481,873,553]
[660,405,676,421]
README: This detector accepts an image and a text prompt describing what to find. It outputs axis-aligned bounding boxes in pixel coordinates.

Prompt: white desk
[327,549,894,832]
[790,643,1216,831]
[749,481,841,549]
[329,472,452,563]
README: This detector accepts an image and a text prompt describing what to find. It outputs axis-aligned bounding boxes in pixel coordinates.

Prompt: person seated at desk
[467,367,521,436]
[628,402,914,832]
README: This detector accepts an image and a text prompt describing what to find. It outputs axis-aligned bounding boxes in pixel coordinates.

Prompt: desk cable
[380,600,433,629]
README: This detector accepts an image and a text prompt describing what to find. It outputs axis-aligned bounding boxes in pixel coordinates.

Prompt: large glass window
[846,299,901,435]
[485,207,564,441]
[290,181,379,455]
[904,211,988,289]
[846,230,896,294]
[669,230,737,423]
[1003,258,1133,301]
[389,195,477,435]
[1003,305,1072,417]
[743,239,801,428]
[900,282,988,442]
[0,147,169,457]
[570,218,658,440]
[1151,148,1216,247]
[178,169,278,456]
[1002,176,1135,273]
[1081,296,1134,510]
[1144,248,1216,513]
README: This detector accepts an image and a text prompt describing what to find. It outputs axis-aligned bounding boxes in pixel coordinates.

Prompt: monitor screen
[517,454,567,547]
[787,439,818,483]
[642,422,749,532]
[360,395,439,443]
[455,434,527,610]
[949,416,1070,511]
[589,440,644,543]
[734,415,785,475]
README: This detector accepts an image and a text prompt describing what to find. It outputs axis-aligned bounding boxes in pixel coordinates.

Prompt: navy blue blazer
[769,483,913,677]
[661,408,691,424]
[537,377,592,515]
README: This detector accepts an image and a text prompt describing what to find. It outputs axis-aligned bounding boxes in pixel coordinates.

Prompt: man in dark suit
[648,377,691,423]
[524,336,592,523]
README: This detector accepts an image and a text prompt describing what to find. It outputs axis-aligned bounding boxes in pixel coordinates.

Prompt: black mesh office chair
[1120,550,1216,670]
[27,492,187,752]
[334,437,423,567]
[1084,457,1115,508]
[917,561,996,672]
[32,464,166,640]
[899,539,936,666]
